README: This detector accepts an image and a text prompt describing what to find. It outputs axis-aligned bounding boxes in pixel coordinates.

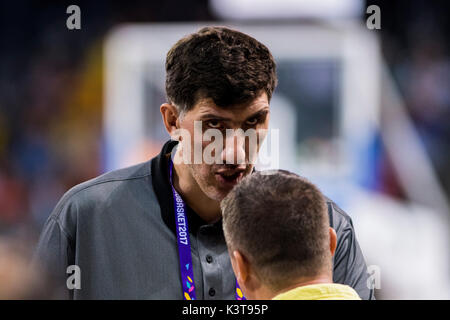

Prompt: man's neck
[171,158,222,224]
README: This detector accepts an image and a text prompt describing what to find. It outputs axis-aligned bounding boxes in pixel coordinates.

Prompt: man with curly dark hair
[34,26,373,300]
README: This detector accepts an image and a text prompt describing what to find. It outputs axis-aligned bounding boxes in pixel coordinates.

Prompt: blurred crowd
[0,1,212,238]
[0,0,449,242]
[372,1,450,200]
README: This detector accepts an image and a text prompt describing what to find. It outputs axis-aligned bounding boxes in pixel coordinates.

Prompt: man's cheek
[246,141,260,164]
[192,164,213,185]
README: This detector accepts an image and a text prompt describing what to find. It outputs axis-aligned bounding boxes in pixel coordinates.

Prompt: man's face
[176,92,270,201]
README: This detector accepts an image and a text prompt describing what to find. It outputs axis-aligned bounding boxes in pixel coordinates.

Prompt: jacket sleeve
[328,200,375,300]
[33,201,77,299]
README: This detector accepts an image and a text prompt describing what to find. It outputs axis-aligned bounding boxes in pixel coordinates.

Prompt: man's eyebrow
[245,108,269,121]
[198,113,231,121]
[198,108,269,122]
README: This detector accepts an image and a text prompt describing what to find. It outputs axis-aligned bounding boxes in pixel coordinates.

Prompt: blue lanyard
[168,159,245,300]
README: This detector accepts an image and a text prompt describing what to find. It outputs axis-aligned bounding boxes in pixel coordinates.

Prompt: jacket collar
[151,140,213,235]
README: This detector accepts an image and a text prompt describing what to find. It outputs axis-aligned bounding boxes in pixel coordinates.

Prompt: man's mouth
[215,169,246,187]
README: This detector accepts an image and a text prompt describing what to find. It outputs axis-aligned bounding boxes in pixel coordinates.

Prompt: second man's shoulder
[49,161,154,221]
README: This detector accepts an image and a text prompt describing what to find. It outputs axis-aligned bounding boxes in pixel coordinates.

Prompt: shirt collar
[151,139,218,235]
[272,283,361,300]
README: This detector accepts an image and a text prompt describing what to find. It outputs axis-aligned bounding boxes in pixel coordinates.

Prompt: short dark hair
[165,26,277,112]
[221,170,330,291]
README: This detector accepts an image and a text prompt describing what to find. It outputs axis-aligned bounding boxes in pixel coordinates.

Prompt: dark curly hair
[165,26,277,112]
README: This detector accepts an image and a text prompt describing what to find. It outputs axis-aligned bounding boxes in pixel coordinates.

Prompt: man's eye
[246,118,259,126]
[207,120,222,128]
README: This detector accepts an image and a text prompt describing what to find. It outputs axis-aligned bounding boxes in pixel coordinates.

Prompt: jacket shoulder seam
[48,216,75,249]
[52,170,151,221]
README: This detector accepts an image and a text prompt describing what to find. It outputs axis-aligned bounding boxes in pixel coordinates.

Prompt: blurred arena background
[0,0,449,299]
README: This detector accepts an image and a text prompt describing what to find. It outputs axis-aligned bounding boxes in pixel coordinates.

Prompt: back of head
[221,170,331,292]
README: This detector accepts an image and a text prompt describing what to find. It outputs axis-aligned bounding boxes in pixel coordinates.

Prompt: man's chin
[205,188,231,203]
[203,183,236,202]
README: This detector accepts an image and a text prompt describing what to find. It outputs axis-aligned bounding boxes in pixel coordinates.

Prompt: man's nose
[222,133,246,165]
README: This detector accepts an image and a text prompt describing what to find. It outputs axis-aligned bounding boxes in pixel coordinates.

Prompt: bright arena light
[209,0,364,20]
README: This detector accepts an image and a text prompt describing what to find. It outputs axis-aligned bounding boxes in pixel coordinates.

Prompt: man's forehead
[192,93,270,119]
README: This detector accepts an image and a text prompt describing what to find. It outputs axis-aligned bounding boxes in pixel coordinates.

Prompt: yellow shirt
[272,283,361,300]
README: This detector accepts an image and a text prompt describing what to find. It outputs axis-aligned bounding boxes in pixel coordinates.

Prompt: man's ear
[160,103,180,137]
[231,250,249,287]
[329,227,337,257]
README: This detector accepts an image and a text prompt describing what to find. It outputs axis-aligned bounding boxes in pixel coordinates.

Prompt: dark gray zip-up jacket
[34,140,374,299]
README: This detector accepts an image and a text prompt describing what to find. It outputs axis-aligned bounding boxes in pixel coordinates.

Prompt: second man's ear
[231,250,249,286]
[329,227,337,257]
